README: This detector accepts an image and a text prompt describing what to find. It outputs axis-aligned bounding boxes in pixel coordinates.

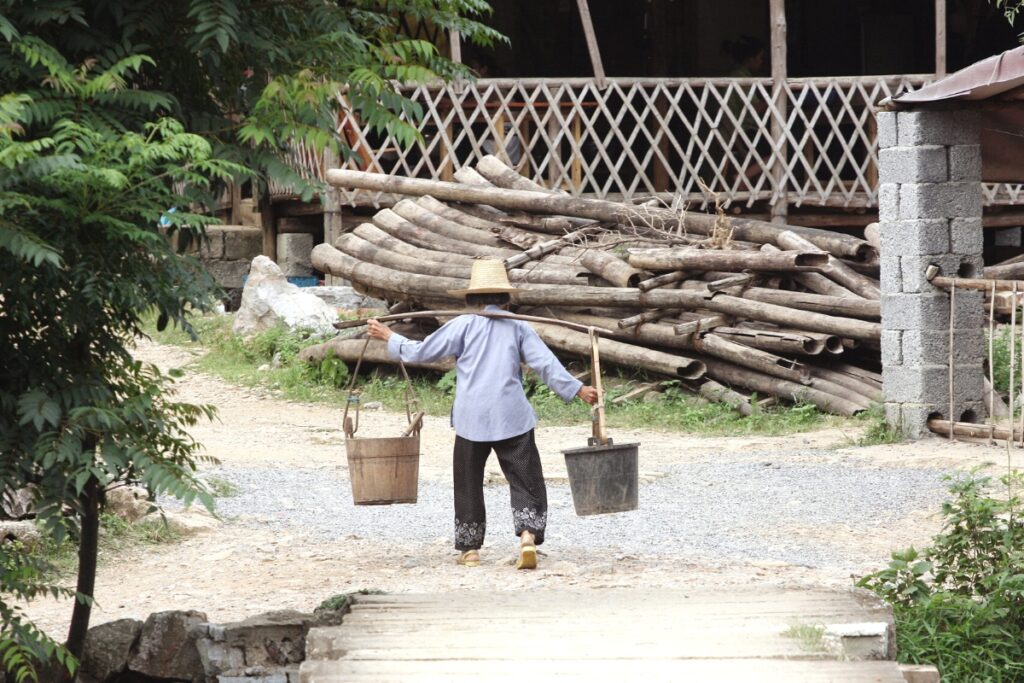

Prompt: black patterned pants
[453,429,548,551]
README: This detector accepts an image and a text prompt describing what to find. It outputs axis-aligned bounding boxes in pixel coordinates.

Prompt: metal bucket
[562,441,639,516]
[345,434,420,505]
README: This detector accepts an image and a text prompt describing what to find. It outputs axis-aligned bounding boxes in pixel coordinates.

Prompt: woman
[367,260,598,570]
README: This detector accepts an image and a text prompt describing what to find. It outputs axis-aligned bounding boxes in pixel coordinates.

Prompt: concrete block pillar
[877,109,986,438]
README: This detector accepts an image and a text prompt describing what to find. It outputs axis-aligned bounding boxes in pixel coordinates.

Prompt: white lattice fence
[272,75,998,209]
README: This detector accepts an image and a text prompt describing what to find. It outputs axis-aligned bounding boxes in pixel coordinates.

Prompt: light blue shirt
[386,306,584,442]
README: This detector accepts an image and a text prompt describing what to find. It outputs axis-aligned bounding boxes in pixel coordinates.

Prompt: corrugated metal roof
[884,46,1024,183]
[892,45,1024,105]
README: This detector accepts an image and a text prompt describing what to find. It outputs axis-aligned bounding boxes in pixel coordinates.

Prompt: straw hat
[447,259,518,297]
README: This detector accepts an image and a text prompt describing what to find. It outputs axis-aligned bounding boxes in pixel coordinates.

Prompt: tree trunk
[64,475,101,679]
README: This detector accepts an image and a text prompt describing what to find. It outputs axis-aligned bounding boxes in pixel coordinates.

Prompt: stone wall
[877,109,986,438]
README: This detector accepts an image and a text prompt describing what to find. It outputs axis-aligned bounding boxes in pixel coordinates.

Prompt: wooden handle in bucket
[589,328,609,447]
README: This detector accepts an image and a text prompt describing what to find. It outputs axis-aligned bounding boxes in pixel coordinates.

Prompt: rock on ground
[105,486,151,523]
[233,256,337,336]
[127,610,207,682]
[81,618,142,682]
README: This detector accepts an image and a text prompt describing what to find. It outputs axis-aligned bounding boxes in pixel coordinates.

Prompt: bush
[857,471,1024,682]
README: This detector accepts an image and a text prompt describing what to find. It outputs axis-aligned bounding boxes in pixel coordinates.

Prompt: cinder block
[876,111,898,149]
[276,233,314,276]
[878,146,947,184]
[899,182,982,220]
[948,144,982,181]
[900,254,983,292]
[896,110,980,146]
[886,402,942,439]
[951,217,984,255]
[901,328,985,367]
[198,228,226,259]
[879,219,949,257]
[223,226,262,261]
[881,292,951,330]
[882,364,949,404]
[204,260,251,289]
[992,226,1021,248]
[878,183,900,223]
[880,256,902,294]
[882,329,903,366]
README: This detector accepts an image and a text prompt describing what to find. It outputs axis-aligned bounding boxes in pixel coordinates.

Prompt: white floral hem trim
[454,518,485,548]
[512,507,547,533]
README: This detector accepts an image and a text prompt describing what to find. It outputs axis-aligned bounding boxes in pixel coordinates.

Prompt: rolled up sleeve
[519,324,583,402]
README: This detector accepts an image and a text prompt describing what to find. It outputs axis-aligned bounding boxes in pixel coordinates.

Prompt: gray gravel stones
[171,449,949,570]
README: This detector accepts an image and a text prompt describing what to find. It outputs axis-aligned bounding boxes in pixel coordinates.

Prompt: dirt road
[22,339,1020,637]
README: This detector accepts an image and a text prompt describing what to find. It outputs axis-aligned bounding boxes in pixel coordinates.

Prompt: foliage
[989,325,1014,396]
[1,1,501,678]
[0,0,502,202]
[994,0,1024,38]
[857,471,1024,682]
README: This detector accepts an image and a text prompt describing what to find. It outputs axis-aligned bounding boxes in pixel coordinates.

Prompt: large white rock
[233,256,337,335]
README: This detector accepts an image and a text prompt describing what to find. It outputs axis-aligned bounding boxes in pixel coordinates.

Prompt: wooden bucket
[346,434,420,505]
[342,340,423,506]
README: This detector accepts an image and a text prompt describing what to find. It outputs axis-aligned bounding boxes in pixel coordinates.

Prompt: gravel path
[176,451,947,570]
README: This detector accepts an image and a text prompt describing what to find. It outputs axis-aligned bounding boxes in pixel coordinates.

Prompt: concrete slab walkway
[300,589,912,682]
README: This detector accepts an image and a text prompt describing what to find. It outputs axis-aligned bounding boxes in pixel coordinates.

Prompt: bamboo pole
[928,419,1018,441]
[638,270,689,291]
[710,327,826,356]
[760,244,858,298]
[775,230,880,299]
[949,279,956,440]
[532,322,705,380]
[555,312,811,385]
[575,0,607,88]
[324,168,875,260]
[700,380,753,416]
[628,248,828,273]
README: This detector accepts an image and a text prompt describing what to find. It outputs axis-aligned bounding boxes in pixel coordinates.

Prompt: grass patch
[34,512,183,581]
[849,404,904,447]
[781,622,829,654]
[142,312,855,437]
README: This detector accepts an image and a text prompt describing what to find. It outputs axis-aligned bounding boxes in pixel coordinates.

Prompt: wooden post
[450,30,462,63]
[935,0,947,78]
[575,0,606,88]
[322,148,345,285]
[259,188,277,262]
[769,0,789,226]
[229,182,242,225]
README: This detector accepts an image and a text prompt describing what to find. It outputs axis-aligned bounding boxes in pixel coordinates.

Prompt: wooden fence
[271,75,1023,210]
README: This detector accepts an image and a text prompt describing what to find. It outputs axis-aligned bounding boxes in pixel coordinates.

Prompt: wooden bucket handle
[342,337,423,438]
[589,327,609,447]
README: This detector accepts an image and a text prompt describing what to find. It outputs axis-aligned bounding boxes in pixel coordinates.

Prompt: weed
[857,471,1024,681]
[782,622,829,654]
[851,404,904,447]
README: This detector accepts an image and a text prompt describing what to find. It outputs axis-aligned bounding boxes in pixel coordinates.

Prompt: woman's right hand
[577,386,599,405]
[367,319,393,342]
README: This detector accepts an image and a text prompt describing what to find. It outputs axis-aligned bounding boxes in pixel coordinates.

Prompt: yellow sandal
[457,550,481,567]
[516,544,537,570]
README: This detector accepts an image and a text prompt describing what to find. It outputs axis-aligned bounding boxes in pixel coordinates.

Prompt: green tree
[0,2,500,681]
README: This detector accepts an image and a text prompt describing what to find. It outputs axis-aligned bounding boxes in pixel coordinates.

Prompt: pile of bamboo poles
[309,155,886,416]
